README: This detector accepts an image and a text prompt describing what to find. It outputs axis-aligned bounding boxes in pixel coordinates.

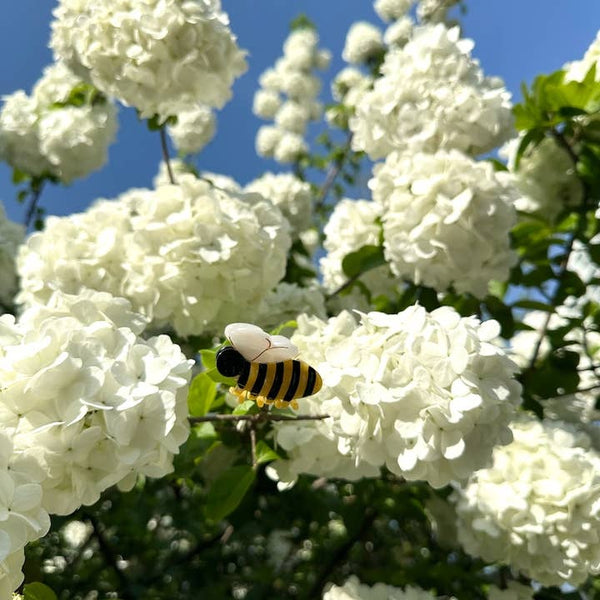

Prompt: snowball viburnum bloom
[453,416,600,586]
[323,576,436,600]
[17,179,291,338]
[374,0,414,22]
[268,307,521,489]
[350,24,513,159]
[0,62,117,183]
[244,172,312,237]
[167,105,216,155]
[0,203,24,307]
[253,27,328,163]
[255,283,327,331]
[0,431,50,595]
[0,290,193,515]
[564,30,600,82]
[320,198,397,312]
[499,136,583,222]
[342,22,385,65]
[370,149,518,297]
[50,0,247,118]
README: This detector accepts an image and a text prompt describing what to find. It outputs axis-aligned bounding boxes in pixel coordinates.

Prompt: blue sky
[1,1,599,226]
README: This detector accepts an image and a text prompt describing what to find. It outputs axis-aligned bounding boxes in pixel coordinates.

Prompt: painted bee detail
[215,323,322,410]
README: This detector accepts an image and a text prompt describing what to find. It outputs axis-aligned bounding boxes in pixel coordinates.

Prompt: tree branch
[189,413,330,425]
[24,179,45,230]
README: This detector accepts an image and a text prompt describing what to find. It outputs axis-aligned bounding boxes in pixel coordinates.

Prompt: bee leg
[290,400,299,411]
[255,395,266,408]
[264,396,274,405]
[274,399,285,409]
[229,387,246,404]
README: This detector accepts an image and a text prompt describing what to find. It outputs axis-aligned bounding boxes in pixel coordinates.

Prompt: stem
[24,179,45,230]
[160,127,176,185]
[526,129,590,371]
[308,509,377,599]
[546,383,600,399]
[315,132,353,211]
[325,271,364,301]
[189,413,329,425]
[86,514,136,600]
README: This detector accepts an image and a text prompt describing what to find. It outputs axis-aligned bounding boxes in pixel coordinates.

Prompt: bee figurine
[215,323,322,410]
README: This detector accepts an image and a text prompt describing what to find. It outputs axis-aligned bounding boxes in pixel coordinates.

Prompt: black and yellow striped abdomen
[236,359,322,402]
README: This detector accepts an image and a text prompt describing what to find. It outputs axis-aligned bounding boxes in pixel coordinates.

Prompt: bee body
[216,344,322,409]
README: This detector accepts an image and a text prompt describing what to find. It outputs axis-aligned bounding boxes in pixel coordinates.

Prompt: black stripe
[284,361,301,401]
[251,363,268,396]
[267,362,285,399]
[304,366,316,397]
[237,360,250,387]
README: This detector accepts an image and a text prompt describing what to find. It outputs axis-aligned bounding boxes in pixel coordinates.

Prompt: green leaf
[23,582,58,600]
[512,299,554,311]
[342,244,386,279]
[514,128,545,169]
[188,372,217,417]
[232,400,255,415]
[205,465,256,521]
[255,440,282,465]
[269,320,297,336]
[200,348,217,371]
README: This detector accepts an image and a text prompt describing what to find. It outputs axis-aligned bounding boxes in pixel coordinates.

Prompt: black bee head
[215,346,246,377]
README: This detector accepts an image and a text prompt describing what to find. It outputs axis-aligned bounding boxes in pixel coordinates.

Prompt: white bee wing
[254,335,299,363]
[224,323,299,363]
[225,323,271,362]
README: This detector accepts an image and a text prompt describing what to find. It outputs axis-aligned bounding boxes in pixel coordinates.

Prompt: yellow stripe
[258,363,277,397]
[276,360,294,401]
[291,362,309,400]
[244,362,259,392]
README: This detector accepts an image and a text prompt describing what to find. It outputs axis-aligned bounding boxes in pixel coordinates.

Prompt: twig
[24,179,45,230]
[189,413,330,425]
[315,132,353,211]
[160,127,176,185]
[526,129,589,371]
[86,514,136,600]
[308,509,377,598]
[544,383,600,399]
[325,271,364,300]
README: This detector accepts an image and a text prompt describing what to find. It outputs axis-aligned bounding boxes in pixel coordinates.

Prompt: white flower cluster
[1,550,28,599]
[487,583,535,600]
[374,0,413,22]
[50,0,247,119]
[383,17,415,48]
[350,24,513,159]
[342,22,384,65]
[370,149,518,297]
[0,432,50,594]
[323,576,436,600]
[0,203,25,307]
[326,67,373,129]
[254,28,330,163]
[416,0,460,23]
[167,105,216,156]
[320,198,397,311]
[0,63,117,183]
[17,179,291,337]
[0,290,193,516]
[244,172,312,237]
[499,136,583,222]
[453,416,600,586]
[565,30,600,82]
[256,282,327,331]
[268,306,521,489]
